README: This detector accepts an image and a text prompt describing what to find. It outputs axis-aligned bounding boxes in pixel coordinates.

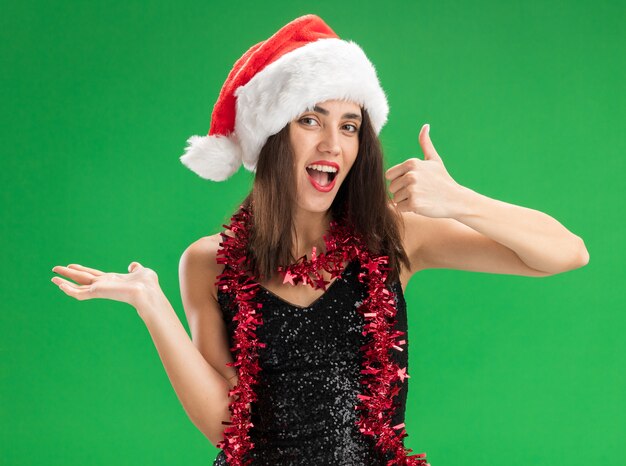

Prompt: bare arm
[387,124,589,276]
[51,258,234,448]
[137,290,233,447]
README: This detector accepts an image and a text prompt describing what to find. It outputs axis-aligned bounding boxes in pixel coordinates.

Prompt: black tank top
[212,257,410,465]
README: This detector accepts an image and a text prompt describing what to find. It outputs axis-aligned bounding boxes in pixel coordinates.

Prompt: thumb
[420,124,442,162]
[128,261,142,273]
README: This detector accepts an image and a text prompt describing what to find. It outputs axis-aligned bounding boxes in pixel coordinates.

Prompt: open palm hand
[51,261,160,310]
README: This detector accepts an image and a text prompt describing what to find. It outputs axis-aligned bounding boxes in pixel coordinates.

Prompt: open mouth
[305,166,338,187]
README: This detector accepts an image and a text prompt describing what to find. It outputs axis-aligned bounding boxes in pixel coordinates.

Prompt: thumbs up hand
[385,124,467,219]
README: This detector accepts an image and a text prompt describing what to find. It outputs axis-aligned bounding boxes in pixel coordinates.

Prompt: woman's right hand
[51,261,161,311]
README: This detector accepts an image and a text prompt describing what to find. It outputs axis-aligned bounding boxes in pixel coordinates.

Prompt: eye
[298,117,359,133]
[299,117,318,126]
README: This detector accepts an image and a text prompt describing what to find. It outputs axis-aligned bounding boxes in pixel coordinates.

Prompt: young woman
[50,14,589,466]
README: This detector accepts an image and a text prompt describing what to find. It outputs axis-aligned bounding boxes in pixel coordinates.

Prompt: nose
[317,126,341,156]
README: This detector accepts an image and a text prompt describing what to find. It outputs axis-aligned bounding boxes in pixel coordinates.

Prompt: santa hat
[179,14,389,182]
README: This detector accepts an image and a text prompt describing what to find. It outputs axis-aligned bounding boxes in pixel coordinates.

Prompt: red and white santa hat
[179,14,389,181]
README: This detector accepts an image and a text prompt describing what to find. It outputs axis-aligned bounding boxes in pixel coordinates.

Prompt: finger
[51,277,93,300]
[65,263,105,276]
[385,158,419,182]
[395,198,412,213]
[392,186,410,205]
[128,261,143,273]
[51,276,79,287]
[388,170,416,195]
[388,174,408,195]
[52,265,98,285]
[419,124,441,162]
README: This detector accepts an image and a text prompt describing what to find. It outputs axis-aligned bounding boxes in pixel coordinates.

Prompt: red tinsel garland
[214,205,429,466]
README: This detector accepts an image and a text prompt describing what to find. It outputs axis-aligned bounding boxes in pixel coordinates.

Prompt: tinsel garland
[214,205,430,466]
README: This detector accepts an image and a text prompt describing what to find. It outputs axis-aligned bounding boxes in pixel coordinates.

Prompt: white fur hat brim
[180,37,388,181]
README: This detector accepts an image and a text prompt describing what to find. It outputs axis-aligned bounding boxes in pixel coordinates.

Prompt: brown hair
[236,106,410,285]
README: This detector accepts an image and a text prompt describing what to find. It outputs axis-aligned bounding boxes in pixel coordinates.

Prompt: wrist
[450,184,481,220]
[134,285,169,321]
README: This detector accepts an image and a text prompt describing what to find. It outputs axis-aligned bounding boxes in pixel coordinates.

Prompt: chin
[295,198,334,215]
[295,186,339,213]
[303,203,333,214]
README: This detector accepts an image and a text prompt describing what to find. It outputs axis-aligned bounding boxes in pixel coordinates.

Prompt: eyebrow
[307,105,362,121]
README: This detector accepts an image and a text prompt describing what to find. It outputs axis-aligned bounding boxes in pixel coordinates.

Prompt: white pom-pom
[179,133,243,181]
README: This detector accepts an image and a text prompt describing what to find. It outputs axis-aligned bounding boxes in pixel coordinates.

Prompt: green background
[1,1,623,465]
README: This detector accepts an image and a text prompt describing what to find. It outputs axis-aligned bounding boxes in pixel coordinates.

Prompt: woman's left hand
[385,124,468,219]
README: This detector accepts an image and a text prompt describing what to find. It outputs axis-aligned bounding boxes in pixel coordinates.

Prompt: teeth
[306,164,338,173]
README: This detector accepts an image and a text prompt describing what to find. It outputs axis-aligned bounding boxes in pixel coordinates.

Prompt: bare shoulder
[179,229,235,302]
[178,230,241,392]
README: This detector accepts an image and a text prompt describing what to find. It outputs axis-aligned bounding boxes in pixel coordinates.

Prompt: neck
[291,208,333,260]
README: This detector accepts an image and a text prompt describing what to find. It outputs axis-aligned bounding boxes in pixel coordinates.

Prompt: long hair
[237,106,411,285]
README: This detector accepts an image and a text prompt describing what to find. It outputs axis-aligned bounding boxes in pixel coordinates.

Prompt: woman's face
[289,99,362,215]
